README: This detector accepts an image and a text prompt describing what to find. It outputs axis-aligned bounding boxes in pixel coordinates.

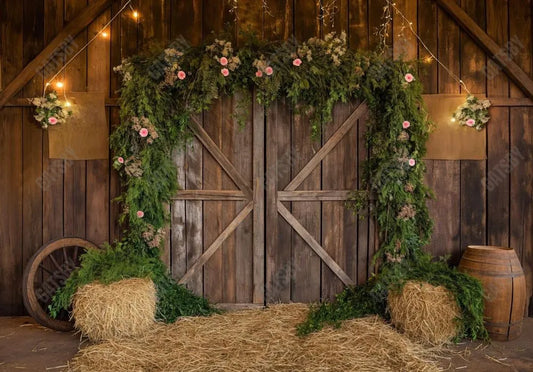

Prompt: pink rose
[293,58,302,67]
[117,156,124,164]
[177,70,186,80]
[402,120,411,129]
[465,118,475,127]
[219,57,228,66]
[139,128,149,137]
[48,116,58,125]
[255,70,263,78]
[404,73,414,83]
[408,158,416,167]
[221,68,229,77]
[265,66,273,76]
[136,210,144,218]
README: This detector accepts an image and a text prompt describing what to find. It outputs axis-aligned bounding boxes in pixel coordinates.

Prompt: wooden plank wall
[0,0,531,314]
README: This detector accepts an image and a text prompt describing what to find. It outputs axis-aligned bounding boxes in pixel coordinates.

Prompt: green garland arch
[50,32,486,339]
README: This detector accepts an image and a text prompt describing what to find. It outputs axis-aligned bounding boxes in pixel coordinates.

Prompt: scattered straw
[388,281,460,345]
[69,303,439,372]
[72,278,156,342]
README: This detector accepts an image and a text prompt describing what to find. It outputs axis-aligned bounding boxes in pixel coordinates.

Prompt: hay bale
[388,281,460,345]
[72,278,156,342]
[69,304,439,372]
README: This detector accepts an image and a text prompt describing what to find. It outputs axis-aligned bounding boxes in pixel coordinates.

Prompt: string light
[55,81,64,89]
[65,101,72,107]
[424,56,433,64]
[450,117,456,122]
[132,10,139,19]
[381,0,471,95]
[43,0,134,96]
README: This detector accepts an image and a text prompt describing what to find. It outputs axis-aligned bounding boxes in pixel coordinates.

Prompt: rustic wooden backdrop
[0,0,531,315]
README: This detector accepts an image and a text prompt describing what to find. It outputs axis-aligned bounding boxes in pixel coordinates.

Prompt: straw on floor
[72,278,157,342]
[69,303,440,372]
[388,281,461,345]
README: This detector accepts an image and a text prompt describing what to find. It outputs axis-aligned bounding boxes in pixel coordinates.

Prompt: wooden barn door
[265,101,374,303]
[173,98,374,305]
[172,95,264,306]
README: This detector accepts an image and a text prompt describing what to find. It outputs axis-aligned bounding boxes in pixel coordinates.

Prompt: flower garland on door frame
[39,31,486,338]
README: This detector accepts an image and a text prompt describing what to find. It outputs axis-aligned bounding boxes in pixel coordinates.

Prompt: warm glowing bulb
[101,31,109,38]
[65,101,72,107]
[424,56,433,64]
[132,10,139,19]
[451,117,456,122]
[55,81,64,88]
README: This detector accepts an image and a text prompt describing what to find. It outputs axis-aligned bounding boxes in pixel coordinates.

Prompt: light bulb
[132,10,139,19]
[55,81,64,88]
[101,31,109,38]
[451,117,456,122]
[65,101,71,107]
[424,56,432,64]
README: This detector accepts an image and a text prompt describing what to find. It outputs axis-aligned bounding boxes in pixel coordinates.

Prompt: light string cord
[385,1,471,95]
[43,0,134,97]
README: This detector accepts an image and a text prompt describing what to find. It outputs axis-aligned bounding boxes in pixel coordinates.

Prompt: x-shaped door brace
[276,102,368,287]
[178,102,368,289]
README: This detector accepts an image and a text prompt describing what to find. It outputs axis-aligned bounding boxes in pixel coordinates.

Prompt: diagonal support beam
[0,0,114,109]
[178,201,254,285]
[284,102,368,191]
[277,201,354,286]
[434,0,533,99]
[190,116,253,199]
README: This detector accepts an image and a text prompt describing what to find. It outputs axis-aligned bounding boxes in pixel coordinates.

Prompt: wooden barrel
[458,245,526,341]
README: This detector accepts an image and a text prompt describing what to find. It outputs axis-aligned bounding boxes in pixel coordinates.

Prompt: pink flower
[265,66,273,76]
[404,73,415,83]
[293,58,302,67]
[221,68,229,77]
[402,120,411,129]
[48,116,58,125]
[219,57,228,66]
[177,70,186,80]
[465,118,475,127]
[139,128,149,137]
[408,158,416,167]
[255,70,263,78]
[136,210,144,218]
[117,157,124,164]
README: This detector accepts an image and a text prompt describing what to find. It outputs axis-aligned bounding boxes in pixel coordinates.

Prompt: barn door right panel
[265,100,377,303]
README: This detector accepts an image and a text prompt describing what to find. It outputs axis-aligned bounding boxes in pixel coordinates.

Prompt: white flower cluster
[298,31,347,66]
[453,95,491,131]
[113,59,132,82]
[206,39,241,71]
[29,92,72,129]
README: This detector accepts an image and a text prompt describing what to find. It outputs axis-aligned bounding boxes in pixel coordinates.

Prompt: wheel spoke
[48,254,68,277]
[38,264,54,275]
[62,247,69,262]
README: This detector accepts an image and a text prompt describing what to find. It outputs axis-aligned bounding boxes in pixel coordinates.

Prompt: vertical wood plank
[264,0,292,304]
[265,100,292,302]
[368,0,390,50]
[486,0,510,248]
[86,1,110,245]
[63,0,87,239]
[423,1,461,261]
[22,0,44,277]
[393,0,417,59]
[202,0,234,303]
[459,0,487,260]
[348,0,368,50]
[321,102,357,300]
[509,0,533,314]
[0,0,24,315]
[42,0,65,245]
[291,0,321,302]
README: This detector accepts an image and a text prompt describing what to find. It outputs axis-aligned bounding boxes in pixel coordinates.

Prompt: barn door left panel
[170,94,265,305]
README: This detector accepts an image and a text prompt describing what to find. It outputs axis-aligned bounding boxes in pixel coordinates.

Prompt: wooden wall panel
[0,0,532,315]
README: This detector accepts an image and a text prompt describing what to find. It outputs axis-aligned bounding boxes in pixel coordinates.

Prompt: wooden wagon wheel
[22,237,99,331]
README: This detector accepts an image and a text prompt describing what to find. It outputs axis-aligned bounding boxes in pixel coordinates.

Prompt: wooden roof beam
[434,0,533,99]
[0,0,114,109]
